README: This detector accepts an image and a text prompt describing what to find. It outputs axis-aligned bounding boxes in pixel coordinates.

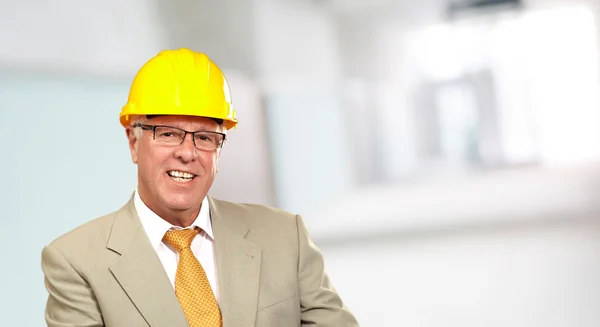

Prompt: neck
[159,208,200,228]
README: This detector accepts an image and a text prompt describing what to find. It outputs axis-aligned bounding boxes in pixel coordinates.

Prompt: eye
[154,127,184,141]
[195,133,215,142]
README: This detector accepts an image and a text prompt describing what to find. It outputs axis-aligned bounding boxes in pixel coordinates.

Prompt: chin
[163,194,201,211]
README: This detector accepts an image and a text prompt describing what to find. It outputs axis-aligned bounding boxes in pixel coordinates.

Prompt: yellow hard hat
[120,48,238,129]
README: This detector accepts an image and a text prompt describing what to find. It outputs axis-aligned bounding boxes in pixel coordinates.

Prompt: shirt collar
[134,188,214,251]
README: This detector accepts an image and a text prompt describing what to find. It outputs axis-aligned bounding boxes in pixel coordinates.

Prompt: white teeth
[170,177,193,183]
[168,171,194,179]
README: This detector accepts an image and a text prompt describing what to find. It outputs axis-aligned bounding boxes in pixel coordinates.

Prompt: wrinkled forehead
[145,115,226,132]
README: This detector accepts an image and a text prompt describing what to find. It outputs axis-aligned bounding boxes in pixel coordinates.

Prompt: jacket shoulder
[210,198,298,229]
[46,209,119,254]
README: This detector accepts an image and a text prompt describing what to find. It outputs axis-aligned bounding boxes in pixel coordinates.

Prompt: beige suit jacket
[41,195,359,327]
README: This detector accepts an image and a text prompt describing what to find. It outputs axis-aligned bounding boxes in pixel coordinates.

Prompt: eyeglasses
[134,124,226,151]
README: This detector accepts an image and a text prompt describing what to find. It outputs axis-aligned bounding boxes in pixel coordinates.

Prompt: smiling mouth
[167,170,196,183]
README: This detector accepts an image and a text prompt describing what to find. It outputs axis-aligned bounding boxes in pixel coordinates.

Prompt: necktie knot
[163,228,199,252]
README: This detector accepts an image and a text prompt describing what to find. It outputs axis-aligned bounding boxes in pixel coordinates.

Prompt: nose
[174,132,197,162]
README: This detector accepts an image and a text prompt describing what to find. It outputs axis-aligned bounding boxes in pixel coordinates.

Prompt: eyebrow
[160,125,221,133]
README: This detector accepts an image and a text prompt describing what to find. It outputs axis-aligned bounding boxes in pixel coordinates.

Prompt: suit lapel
[210,197,262,327]
[107,196,189,327]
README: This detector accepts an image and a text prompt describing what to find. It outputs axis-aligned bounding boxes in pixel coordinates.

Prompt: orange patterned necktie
[163,228,222,327]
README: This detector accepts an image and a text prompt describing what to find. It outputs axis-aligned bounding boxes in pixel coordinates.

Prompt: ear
[126,127,139,164]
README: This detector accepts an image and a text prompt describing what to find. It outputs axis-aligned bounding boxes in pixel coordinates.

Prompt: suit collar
[107,194,189,327]
[106,194,250,254]
[105,193,140,255]
[106,194,263,327]
[207,196,249,238]
[209,197,262,327]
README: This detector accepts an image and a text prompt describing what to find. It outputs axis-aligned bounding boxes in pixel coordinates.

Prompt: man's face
[126,115,224,218]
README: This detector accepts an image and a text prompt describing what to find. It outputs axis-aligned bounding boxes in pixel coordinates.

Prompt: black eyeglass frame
[133,123,227,149]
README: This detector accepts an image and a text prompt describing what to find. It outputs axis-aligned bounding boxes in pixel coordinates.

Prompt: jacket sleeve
[295,214,360,326]
[41,244,104,327]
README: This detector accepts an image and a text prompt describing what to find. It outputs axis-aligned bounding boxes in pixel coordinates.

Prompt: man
[41,48,359,327]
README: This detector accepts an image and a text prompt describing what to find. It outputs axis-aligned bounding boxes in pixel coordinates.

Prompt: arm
[41,244,104,327]
[295,215,360,326]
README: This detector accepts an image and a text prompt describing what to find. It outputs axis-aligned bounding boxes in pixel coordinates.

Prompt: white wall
[208,71,276,206]
[0,0,165,76]
[3,1,600,326]
[254,0,356,214]
[0,2,165,324]
[307,2,600,326]
[0,72,136,325]
[321,216,600,327]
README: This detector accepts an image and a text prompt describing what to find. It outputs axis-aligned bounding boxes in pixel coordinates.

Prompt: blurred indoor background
[2,0,600,326]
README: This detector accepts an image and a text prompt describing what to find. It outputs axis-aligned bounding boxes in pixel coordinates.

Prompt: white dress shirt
[134,189,220,304]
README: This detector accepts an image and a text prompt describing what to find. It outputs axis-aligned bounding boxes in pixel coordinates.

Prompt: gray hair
[129,115,147,141]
